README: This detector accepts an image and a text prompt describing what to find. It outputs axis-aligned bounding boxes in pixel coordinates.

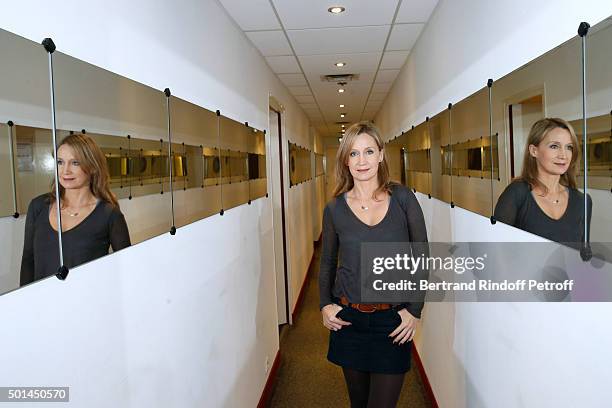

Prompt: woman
[319,121,428,408]
[20,133,131,285]
[494,118,592,245]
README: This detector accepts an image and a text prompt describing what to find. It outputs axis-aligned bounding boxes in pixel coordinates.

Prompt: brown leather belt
[340,296,392,313]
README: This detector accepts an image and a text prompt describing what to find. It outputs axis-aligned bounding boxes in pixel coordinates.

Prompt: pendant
[361,205,369,211]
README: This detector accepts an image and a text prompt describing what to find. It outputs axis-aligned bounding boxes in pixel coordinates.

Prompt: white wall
[0,0,320,406]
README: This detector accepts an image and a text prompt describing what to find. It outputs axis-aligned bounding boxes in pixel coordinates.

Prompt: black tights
[342,368,405,408]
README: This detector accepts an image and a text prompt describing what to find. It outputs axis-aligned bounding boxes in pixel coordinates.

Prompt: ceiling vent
[321,74,359,83]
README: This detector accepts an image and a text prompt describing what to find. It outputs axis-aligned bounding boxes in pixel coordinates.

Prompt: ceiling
[219,0,439,140]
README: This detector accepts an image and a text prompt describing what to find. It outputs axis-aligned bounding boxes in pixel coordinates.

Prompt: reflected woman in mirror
[494,118,592,245]
[319,121,428,408]
[20,133,131,286]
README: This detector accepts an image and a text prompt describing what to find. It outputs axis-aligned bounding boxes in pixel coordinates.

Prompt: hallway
[268,244,433,407]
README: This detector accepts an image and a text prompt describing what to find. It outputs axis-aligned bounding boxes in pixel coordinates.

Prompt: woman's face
[529,127,574,177]
[57,144,90,190]
[346,132,383,182]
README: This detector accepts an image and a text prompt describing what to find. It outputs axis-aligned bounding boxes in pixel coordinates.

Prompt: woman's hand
[321,304,352,331]
[389,308,419,344]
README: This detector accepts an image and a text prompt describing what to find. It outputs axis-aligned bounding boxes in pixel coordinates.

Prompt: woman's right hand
[321,304,352,331]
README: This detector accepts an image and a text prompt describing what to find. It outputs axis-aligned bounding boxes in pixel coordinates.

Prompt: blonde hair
[333,121,396,198]
[518,117,579,192]
[51,133,119,207]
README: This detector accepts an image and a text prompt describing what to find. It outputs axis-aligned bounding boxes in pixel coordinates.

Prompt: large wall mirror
[0,27,268,297]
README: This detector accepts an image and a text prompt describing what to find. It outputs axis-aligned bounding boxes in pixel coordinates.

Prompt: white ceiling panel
[300,103,319,110]
[298,52,382,74]
[245,30,292,56]
[372,82,392,93]
[295,95,316,104]
[265,55,301,73]
[396,0,438,23]
[288,86,312,96]
[386,23,423,51]
[287,26,389,55]
[272,0,399,29]
[380,51,410,69]
[219,0,281,31]
[277,73,308,86]
[369,92,389,102]
[375,69,401,83]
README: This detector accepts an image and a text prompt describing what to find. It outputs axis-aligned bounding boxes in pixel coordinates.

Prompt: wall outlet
[265,356,270,374]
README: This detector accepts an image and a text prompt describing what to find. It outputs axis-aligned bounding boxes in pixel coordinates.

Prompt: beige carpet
[268,246,433,408]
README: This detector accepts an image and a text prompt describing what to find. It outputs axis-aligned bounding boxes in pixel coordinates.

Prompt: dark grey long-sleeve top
[20,193,131,286]
[319,184,429,318]
[494,181,592,246]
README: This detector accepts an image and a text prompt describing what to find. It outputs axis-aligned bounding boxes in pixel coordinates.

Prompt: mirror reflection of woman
[20,134,131,286]
[319,121,428,407]
[495,118,592,245]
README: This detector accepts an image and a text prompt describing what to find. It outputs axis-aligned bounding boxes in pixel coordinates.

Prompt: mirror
[0,29,55,295]
[50,49,171,275]
[405,122,432,196]
[491,28,591,246]
[584,18,612,243]
[450,87,493,217]
[219,116,248,210]
[429,110,451,202]
[169,96,221,225]
[288,142,312,186]
[247,126,267,201]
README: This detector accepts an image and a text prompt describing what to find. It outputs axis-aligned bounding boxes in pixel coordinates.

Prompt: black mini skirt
[327,305,412,374]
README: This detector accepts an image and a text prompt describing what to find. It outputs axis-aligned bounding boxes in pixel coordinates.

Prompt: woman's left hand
[389,308,419,345]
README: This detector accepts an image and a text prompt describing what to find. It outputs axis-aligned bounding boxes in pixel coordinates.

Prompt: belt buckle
[356,303,377,313]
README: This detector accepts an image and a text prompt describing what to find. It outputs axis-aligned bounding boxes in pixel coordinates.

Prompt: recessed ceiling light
[341,125,345,128]
[328,6,345,14]
[338,88,345,93]
[340,113,346,118]
[339,104,345,108]
[335,62,346,68]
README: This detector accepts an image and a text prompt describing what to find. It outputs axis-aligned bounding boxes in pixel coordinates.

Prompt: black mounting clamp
[490,215,497,225]
[216,110,221,116]
[487,78,493,88]
[7,120,14,127]
[56,265,69,280]
[580,242,592,261]
[170,226,177,235]
[448,103,452,110]
[164,88,171,97]
[578,22,590,37]
[42,38,56,53]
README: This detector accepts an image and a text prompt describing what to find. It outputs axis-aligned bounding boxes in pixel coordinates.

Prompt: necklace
[348,194,371,211]
[539,187,565,205]
[61,200,97,217]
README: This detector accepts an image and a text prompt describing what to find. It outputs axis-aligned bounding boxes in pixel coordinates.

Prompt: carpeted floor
[268,246,433,408]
